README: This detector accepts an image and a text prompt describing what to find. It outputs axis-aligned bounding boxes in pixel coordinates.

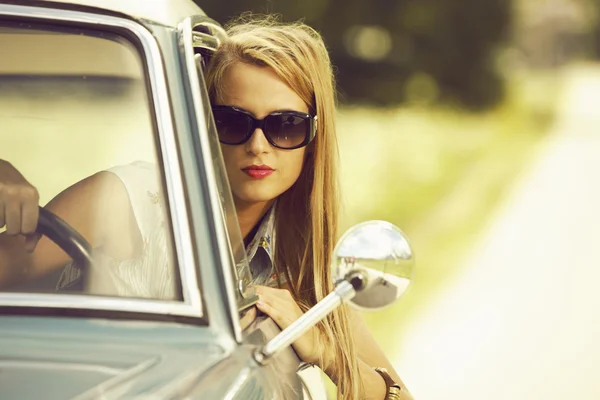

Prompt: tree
[196,0,511,110]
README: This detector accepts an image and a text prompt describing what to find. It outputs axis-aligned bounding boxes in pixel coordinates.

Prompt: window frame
[175,15,255,342]
[0,3,207,325]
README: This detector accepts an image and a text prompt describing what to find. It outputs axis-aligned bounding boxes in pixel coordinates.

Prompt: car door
[176,15,328,399]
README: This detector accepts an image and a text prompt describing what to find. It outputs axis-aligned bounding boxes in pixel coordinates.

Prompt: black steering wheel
[35,206,93,272]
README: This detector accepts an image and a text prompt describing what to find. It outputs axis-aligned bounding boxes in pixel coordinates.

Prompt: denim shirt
[245,205,286,288]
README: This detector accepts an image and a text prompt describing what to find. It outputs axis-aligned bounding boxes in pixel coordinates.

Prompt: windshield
[196,58,255,303]
[0,22,184,303]
[184,21,256,309]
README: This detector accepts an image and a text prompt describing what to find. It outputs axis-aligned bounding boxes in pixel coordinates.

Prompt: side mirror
[335,220,413,310]
[254,221,414,364]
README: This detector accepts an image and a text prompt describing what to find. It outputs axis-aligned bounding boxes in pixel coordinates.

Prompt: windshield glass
[0,22,183,302]
[197,59,255,305]
[187,24,256,308]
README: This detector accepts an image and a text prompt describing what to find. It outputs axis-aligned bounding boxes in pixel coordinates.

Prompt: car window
[0,22,182,301]
[183,21,257,310]
[197,58,254,297]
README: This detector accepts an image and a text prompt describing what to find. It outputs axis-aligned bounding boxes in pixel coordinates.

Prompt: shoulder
[63,166,147,219]
[61,161,160,244]
[102,161,163,239]
[46,168,129,222]
[106,161,157,183]
[43,168,134,250]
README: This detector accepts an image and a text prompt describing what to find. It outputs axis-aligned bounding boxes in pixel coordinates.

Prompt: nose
[244,128,271,155]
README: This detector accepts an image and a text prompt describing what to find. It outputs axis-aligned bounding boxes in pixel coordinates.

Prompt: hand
[240,305,258,330]
[0,160,41,251]
[254,285,332,369]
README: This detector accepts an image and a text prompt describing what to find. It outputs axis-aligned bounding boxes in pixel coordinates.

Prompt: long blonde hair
[206,15,362,399]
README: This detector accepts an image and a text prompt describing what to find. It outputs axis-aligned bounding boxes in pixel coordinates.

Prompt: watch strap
[374,367,402,400]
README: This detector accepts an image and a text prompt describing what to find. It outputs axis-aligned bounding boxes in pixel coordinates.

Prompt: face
[216,62,309,209]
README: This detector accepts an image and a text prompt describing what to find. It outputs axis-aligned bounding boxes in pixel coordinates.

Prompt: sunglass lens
[264,114,309,148]
[213,108,252,145]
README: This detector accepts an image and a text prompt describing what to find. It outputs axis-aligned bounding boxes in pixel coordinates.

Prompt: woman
[0,16,412,399]
[207,17,411,399]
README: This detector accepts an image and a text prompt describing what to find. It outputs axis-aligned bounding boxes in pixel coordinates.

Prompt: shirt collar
[246,205,283,286]
[246,205,276,263]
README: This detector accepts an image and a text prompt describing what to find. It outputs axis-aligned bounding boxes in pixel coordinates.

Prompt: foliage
[336,70,559,354]
[196,0,511,110]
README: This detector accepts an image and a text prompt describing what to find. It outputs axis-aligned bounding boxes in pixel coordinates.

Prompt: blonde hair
[206,15,363,399]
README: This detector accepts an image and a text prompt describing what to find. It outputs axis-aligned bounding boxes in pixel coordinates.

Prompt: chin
[232,179,296,206]
[234,190,280,205]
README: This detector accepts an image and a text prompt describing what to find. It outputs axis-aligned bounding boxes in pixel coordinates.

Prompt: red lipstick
[242,164,274,179]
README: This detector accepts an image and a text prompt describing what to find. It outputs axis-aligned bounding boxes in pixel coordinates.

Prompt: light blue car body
[0,1,312,398]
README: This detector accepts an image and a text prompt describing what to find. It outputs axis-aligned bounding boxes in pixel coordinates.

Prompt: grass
[2,69,561,396]
[321,71,562,396]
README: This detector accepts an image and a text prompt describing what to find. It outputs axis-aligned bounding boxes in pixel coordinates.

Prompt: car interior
[0,23,173,295]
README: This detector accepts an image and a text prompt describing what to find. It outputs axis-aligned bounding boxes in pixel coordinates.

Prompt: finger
[21,196,39,234]
[254,285,286,294]
[240,306,257,330]
[256,300,292,330]
[254,285,295,305]
[4,197,21,235]
[23,233,41,253]
[252,285,270,295]
[0,200,5,228]
[257,292,303,322]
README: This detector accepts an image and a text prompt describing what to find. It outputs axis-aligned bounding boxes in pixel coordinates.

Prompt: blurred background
[199,0,600,399]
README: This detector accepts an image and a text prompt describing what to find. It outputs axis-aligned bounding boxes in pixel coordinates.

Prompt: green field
[2,70,561,397]
[335,71,561,359]
[317,71,562,398]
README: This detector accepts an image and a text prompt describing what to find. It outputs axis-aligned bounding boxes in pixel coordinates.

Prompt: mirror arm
[254,280,357,365]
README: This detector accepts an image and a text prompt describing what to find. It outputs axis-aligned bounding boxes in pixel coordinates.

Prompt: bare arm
[0,170,140,288]
[257,283,413,399]
[350,309,413,399]
[324,309,413,399]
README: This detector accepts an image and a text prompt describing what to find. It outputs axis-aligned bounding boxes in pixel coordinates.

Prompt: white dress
[56,161,284,299]
[57,161,176,300]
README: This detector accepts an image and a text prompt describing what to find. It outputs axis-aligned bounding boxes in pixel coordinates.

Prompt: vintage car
[0,0,414,398]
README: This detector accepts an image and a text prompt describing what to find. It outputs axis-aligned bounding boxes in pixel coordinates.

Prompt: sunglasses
[211,105,317,150]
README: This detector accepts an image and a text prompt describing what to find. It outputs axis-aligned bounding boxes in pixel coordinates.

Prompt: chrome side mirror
[254,221,414,364]
[335,221,413,310]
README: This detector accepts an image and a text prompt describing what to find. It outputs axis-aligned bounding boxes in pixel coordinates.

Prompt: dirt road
[396,66,600,400]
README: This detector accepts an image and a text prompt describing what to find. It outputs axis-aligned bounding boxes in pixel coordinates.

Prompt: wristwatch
[374,367,402,400]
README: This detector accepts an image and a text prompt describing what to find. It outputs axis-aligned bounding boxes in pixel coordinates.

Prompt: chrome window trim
[177,17,244,341]
[192,31,219,53]
[191,16,227,53]
[0,4,203,319]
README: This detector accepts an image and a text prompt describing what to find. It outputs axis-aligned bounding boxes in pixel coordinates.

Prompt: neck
[235,198,274,240]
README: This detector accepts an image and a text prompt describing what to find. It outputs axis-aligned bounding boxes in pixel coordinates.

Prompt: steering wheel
[35,206,93,272]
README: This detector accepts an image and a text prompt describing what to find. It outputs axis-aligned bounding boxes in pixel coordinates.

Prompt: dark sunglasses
[211,105,317,150]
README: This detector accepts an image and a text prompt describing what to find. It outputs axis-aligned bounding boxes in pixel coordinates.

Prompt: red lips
[242,164,274,179]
